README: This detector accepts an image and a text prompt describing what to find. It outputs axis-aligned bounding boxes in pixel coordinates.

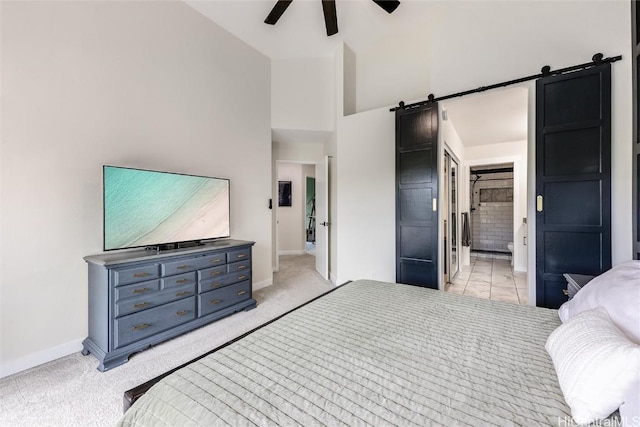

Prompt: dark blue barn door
[535,64,612,308]
[396,104,439,288]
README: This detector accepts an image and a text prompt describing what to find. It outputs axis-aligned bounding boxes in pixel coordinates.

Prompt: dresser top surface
[84,239,254,267]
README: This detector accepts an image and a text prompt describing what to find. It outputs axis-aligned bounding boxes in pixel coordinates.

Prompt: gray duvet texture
[118,279,571,426]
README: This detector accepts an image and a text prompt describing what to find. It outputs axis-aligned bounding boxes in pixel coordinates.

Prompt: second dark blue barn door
[535,64,612,308]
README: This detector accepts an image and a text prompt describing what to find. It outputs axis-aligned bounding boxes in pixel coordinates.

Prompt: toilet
[507,242,514,266]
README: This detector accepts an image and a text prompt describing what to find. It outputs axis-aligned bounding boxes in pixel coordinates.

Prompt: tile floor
[446,255,528,305]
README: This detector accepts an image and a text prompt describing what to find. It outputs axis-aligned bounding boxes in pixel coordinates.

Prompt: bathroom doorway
[439,86,529,304]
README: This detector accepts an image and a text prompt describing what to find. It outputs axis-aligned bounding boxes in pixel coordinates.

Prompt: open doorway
[305,176,316,255]
[274,158,330,281]
[440,86,528,305]
[276,162,315,259]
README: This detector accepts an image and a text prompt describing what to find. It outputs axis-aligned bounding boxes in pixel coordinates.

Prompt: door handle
[536,195,543,212]
[321,222,331,226]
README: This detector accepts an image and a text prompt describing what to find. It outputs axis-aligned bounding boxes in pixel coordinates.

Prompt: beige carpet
[0,254,333,427]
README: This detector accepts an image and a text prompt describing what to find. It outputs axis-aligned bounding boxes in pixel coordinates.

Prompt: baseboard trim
[278,250,306,256]
[0,338,83,379]
[253,277,273,291]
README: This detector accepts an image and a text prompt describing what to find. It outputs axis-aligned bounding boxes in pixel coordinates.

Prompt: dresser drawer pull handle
[210,299,222,305]
[210,271,222,276]
[133,287,150,294]
[175,278,190,284]
[133,272,151,278]
[236,254,246,259]
[133,323,150,331]
[209,283,221,289]
[176,310,190,316]
[237,290,247,296]
[562,289,570,296]
[176,265,191,270]
[210,259,222,263]
[238,275,247,280]
[176,291,191,297]
[133,302,150,309]
[237,265,247,270]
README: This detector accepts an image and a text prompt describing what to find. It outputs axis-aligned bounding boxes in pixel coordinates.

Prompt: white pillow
[558,261,640,343]
[619,376,640,427]
[546,307,640,425]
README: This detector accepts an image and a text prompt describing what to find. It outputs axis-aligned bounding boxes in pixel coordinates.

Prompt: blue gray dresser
[82,239,256,371]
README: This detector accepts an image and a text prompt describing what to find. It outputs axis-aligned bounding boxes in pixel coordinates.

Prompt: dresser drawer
[227,259,251,274]
[225,271,251,286]
[115,297,196,349]
[113,264,160,286]
[161,252,226,276]
[115,279,161,301]
[115,282,196,317]
[198,265,227,281]
[198,271,250,293]
[200,253,227,268]
[162,272,196,289]
[198,275,233,293]
[160,258,199,276]
[227,248,251,263]
[198,280,251,317]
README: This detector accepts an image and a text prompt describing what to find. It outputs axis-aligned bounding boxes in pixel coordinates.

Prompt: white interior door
[315,156,330,280]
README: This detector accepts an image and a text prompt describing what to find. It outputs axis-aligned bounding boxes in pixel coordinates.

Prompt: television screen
[103,166,230,251]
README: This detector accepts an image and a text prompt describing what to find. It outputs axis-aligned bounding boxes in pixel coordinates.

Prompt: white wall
[344,44,357,116]
[334,1,633,293]
[355,28,431,113]
[0,1,271,377]
[277,163,305,254]
[271,58,334,131]
[273,140,325,162]
[303,164,316,180]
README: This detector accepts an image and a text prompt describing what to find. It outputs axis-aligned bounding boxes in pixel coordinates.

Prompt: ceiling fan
[264,0,401,37]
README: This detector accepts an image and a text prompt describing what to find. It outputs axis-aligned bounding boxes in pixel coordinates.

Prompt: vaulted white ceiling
[186,0,435,59]
[441,87,529,147]
[186,1,529,147]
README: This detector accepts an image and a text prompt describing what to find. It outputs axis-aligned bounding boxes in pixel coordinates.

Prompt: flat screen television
[103,165,230,251]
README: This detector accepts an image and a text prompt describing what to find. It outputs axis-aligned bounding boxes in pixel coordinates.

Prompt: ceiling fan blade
[322,0,338,36]
[265,0,293,25]
[372,0,400,14]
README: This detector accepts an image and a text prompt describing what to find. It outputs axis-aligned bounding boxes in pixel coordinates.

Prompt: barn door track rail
[390,53,622,112]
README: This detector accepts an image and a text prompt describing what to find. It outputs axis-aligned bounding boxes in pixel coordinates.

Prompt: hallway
[446,255,527,305]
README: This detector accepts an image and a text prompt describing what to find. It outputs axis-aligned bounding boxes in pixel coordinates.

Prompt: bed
[118,279,580,426]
